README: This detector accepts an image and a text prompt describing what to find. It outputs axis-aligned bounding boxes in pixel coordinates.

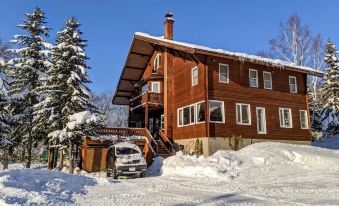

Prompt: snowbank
[0,169,96,205]
[155,142,339,179]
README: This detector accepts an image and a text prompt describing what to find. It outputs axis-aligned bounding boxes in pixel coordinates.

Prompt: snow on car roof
[114,141,142,153]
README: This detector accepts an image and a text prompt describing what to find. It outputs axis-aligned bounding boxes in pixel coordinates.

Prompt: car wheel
[140,171,146,178]
[112,166,117,179]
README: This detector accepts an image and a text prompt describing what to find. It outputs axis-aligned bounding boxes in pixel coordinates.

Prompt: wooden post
[145,91,149,130]
[48,147,53,170]
[204,55,210,137]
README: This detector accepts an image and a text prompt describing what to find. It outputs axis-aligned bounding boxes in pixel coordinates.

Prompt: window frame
[191,66,198,86]
[195,101,205,124]
[236,103,252,125]
[249,69,258,88]
[256,107,267,134]
[151,82,160,93]
[263,71,272,90]
[177,104,196,127]
[299,110,309,129]
[219,63,229,83]
[160,114,164,130]
[153,54,161,71]
[279,108,293,128]
[208,100,225,123]
[289,76,297,93]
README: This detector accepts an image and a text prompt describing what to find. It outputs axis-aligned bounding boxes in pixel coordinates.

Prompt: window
[219,64,229,83]
[209,100,225,123]
[279,108,293,128]
[256,107,267,134]
[236,103,251,125]
[153,54,161,71]
[300,110,308,129]
[151,82,160,93]
[196,101,205,123]
[249,69,258,87]
[192,67,198,86]
[141,84,148,93]
[178,105,195,127]
[263,71,272,89]
[289,76,297,93]
[160,114,164,130]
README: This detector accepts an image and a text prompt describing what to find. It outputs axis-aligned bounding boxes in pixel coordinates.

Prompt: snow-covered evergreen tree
[0,57,13,170]
[7,7,51,168]
[321,41,339,136]
[37,17,99,172]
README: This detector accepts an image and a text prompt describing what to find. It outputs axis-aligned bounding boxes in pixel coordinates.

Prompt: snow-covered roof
[135,32,323,76]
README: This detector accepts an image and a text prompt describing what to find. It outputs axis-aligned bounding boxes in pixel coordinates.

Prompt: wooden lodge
[110,12,323,157]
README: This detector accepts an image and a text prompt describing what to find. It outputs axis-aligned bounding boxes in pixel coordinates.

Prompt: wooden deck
[130,91,164,111]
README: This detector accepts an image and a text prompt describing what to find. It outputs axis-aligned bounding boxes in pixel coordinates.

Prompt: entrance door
[256,107,267,134]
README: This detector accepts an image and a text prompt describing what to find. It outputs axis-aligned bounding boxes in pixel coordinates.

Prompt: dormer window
[153,54,161,71]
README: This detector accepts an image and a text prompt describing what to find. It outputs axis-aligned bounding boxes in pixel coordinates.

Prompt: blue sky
[1,0,339,94]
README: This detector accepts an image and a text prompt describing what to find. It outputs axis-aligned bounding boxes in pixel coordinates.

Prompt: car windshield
[116,147,139,156]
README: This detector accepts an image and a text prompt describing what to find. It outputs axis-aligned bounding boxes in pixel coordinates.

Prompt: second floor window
[141,84,148,93]
[263,71,272,89]
[289,76,297,93]
[249,69,258,88]
[151,82,160,93]
[219,64,229,83]
[153,54,161,71]
[192,67,198,86]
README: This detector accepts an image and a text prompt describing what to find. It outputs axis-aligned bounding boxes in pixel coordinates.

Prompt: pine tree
[38,17,99,172]
[0,57,13,170]
[321,41,339,136]
[7,7,51,168]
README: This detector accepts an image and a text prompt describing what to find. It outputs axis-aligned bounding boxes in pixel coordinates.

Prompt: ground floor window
[299,110,308,129]
[196,101,205,123]
[160,114,164,130]
[236,103,251,125]
[256,107,267,134]
[178,104,195,126]
[209,100,225,123]
[279,108,292,128]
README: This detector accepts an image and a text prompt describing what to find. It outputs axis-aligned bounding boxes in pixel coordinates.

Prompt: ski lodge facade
[109,13,323,157]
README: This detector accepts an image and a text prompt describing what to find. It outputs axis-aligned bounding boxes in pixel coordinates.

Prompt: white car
[106,141,147,178]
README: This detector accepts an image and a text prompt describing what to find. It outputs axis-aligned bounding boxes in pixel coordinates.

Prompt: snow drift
[152,142,339,178]
[0,169,96,206]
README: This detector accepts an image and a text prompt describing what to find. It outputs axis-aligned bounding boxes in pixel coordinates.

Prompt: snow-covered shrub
[228,134,243,151]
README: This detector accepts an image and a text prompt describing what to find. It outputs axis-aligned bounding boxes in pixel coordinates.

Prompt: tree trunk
[59,148,64,171]
[2,149,9,170]
[26,130,33,168]
[68,139,74,174]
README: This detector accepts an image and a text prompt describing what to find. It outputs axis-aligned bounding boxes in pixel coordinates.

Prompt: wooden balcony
[130,91,164,111]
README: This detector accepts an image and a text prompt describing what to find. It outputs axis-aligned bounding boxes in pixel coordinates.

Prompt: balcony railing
[130,91,164,110]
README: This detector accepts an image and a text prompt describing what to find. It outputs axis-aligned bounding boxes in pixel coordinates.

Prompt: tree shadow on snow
[0,169,97,205]
[175,193,258,206]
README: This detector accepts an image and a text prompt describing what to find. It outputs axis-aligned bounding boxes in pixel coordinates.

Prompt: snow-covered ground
[1,142,339,205]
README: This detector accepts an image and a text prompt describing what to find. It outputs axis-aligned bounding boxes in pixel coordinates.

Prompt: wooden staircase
[156,139,172,158]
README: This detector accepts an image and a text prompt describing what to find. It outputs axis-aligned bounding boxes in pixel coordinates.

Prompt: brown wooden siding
[207,57,311,141]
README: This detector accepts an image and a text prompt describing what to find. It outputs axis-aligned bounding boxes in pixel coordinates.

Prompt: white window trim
[249,69,258,88]
[209,100,225,123]
[151,82,160,93]
[177,104,196,127]
[236,103,252,125]
[191,66,198,86]
[256,107,267,134]
[299,110,309,129]
[153,54,161,71]
[219,63,229,83]
[279,108,293,128]
[195,100,205,124]
[263,71,272,90]
[289,76,297,93]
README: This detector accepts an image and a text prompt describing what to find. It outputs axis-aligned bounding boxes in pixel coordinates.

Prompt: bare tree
[94,90,128,127]
[259,14,325,131]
